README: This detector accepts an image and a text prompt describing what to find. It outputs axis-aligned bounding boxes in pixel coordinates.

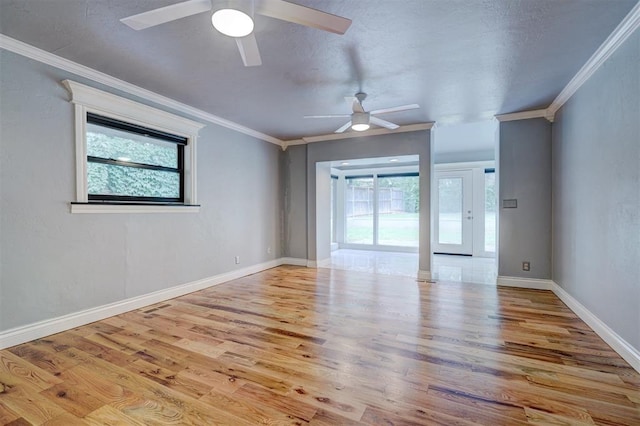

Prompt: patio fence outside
[345,186,405,217]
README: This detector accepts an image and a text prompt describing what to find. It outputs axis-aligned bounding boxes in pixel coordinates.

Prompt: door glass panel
[438,177,463,244]
[484,171,496,252]
[377,175,419,247]
[345,177,374,244]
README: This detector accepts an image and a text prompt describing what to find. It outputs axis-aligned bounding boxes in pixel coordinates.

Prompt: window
[64,80,204,213]
[484,168,496,252]
[343,172,419,248]
[330,175,338,243]
[86,113,186,203]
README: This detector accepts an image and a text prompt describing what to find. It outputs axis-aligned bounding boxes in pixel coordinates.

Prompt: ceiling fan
[120,0,351,67]
[305,93,420,133]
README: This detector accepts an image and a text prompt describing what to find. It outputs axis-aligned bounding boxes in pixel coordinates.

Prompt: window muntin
[86,113,186,203]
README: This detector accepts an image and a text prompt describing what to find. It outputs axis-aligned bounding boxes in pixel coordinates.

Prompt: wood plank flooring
[1,266,639,425]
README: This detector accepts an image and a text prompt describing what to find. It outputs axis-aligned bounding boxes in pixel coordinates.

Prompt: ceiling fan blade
[335,121,352,133]
[256,0,352,34]
[120,0,211,30]
[370,104,420,115]
[370,116,399,130]
[304,114,351,119]
[345,96,364,113]
[236,34,262,67]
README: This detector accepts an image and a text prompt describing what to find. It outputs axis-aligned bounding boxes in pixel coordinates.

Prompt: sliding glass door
[345,176,374,244]
[344,173,419,249]
[377,174,419,247]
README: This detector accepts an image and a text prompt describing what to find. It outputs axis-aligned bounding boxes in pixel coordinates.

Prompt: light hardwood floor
[1,266,639,425]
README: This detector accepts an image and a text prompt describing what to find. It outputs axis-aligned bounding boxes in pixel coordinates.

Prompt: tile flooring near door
[323,249,419,278]
[324,249,497,284]
[433,254,497,284]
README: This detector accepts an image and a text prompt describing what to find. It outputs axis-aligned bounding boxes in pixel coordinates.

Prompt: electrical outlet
[267,246,272,254]
[235,256,240,264]
[522,261,530,271]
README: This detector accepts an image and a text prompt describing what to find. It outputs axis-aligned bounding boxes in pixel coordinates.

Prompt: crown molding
[282,139,306,150]
[0,34,284,147]
[546,1,640,120]
[293,122,434,146]
[495,109,550,123]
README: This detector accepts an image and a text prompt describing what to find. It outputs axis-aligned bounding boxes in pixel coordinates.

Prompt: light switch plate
[503,199,518,208]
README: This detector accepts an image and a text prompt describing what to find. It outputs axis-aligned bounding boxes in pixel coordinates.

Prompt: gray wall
[434,149,495,164]
[302,131,432,272]
[0,51,282,332]
[314,163,332,262]
[552,30,639,350]
[499,118,552,279]
[281,144,308,259]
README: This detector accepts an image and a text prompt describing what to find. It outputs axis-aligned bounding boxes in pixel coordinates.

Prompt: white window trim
[63,80,205,213]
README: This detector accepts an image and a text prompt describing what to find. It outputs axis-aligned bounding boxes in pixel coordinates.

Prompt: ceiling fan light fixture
[351,123,370,131]
[351,112,370,131]
[211,8,254,37]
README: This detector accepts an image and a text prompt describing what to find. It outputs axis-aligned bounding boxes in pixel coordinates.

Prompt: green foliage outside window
[86,131,180,198]
[378,176,419,213]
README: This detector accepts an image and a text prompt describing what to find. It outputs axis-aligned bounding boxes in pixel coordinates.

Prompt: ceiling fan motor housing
[351,112,370,131]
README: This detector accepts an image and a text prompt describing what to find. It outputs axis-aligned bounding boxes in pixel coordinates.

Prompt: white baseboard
[417,270,431,281]
[279,257,308,267]
[495,276,640,373]
[496,276,553,290]
[550,282,640,374]
[0,258,285,350]
[5,262,637,375]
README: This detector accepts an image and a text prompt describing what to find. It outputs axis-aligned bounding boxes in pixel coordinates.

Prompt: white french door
[433,170,473,255]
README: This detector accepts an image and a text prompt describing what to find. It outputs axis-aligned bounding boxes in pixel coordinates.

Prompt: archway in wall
[431,120,499,284]
[315,155,421,278]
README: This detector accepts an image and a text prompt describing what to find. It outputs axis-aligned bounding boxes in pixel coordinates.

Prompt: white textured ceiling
[0,0,636,141]
[436,120,497,154]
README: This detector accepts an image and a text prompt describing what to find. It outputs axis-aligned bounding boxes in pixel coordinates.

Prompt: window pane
[87,162,179,199]
[331,178,338,243]
[485,172,496,252]
[438,177,462,244]
[377,176,419,247]
[345,177,373,244]
[87,123,178,168]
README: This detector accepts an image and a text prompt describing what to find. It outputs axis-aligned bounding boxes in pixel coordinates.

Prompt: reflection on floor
[432,254,497,285]
[322,249,418,278]
[323,249,497,285]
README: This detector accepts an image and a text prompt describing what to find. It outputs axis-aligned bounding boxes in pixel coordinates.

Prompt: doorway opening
[319,155,421,277]
[432,120,498,283]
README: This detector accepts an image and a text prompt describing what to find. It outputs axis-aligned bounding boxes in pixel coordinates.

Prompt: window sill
[70,203,200,214]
